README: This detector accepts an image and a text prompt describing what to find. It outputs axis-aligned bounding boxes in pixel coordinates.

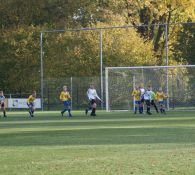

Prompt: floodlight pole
[40,32,44,111]
[100,30,103,109]
[165,23,169,110]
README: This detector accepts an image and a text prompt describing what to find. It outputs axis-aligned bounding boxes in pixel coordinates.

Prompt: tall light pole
[165,23,169,110]
[100,30,103,109]
[40,32,44,110]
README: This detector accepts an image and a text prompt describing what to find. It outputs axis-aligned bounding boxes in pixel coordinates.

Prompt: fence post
[9,94,12,111]
[47,87,50,111]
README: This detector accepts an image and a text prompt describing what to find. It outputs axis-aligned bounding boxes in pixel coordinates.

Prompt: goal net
[105,65,195,111]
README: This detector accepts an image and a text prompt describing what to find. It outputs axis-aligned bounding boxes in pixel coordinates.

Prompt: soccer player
[150,89,159,113]
[131,86,141,114]
[86,84,101,116]
[139,84,145,114]
[0,90,7,117]
[27,90,36,117]
[144,86,152,115]
[60,86,72,117]
[156,87,167,114]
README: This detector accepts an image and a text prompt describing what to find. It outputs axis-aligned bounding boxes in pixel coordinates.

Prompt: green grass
[0,111,195,175]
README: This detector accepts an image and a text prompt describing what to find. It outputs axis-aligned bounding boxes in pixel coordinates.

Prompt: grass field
[0,111,195,175]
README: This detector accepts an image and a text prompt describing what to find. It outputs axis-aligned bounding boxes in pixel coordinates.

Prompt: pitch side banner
[8,98,41,108]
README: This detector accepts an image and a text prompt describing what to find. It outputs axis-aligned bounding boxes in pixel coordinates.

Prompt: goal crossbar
[106,65,195,70]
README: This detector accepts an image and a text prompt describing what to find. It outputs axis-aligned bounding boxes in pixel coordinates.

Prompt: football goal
[105,65,195,111]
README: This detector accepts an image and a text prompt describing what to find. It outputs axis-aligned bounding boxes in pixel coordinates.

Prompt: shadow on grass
[0,127,195,146]
[1,117,195,129]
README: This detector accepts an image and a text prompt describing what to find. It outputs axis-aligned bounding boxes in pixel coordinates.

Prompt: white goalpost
[105,65,195,112]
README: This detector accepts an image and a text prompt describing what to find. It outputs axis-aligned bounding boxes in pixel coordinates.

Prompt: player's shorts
[63,100,71,107]
[135,101,141,105]
[90,99,96,105]
[27,102,34,108]
[0,102,5,108]
[145,100,151,106]
[141,98,145,103]
[151,100,155,105]
[159,101,164,105]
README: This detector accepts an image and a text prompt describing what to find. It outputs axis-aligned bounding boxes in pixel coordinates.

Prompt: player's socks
[93,108,96,116]
[3,110,7,117]
[85,109,88,115]
[29,109,32,117]
[30,109,34,117]
[61,109,67,116]
[147,107,151,115]
[91,108,96,116]
[139,106,142,113]
[68,109,72,117]
[154,104,159,113]
[86,106,92,115]
[134,106,137,114]
[140,106,144,113]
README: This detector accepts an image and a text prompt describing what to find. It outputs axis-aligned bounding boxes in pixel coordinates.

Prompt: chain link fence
[5,77,102,111]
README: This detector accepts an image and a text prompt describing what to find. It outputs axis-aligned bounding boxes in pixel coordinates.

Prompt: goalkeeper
[143,86,152,115]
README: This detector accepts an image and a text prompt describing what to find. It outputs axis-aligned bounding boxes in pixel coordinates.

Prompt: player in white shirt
[85,84,101,116]
[139,84,145,114]
[144,86,152,115]
[0,90,7,117]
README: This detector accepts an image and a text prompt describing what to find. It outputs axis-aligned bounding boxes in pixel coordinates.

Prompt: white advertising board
[8,98,41,109]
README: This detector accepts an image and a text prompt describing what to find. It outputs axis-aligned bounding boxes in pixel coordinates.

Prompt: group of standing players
[1,83,167,118]
[59,83,101,117]
[0,84,101,118]
[59,83,102,117]
[132,85,167,115]
[0,90,37,118]
[27,84,101,118]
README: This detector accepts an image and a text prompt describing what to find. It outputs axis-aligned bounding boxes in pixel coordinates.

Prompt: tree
[105,0,195,62]
[0,26,41,92]
[0,0,195,93]
[173,22,195,64]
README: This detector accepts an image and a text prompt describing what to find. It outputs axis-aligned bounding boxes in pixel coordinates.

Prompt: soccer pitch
[0,111,195,175]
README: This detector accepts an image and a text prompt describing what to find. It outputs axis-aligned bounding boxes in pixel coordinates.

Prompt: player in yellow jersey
[60,86,72,117]
[131,86,141,114]
[27,90,36,117]
[156,87,167,114]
